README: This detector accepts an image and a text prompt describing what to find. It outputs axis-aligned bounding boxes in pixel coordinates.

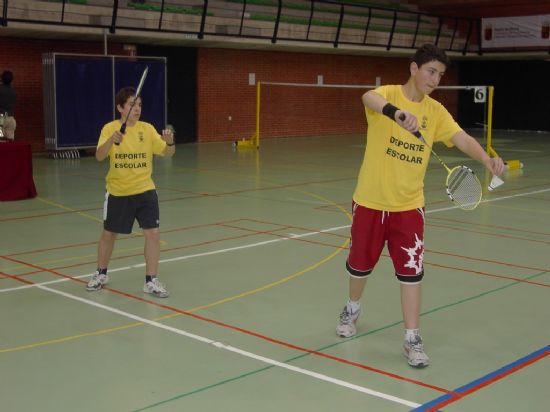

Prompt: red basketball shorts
[346,203,425,284]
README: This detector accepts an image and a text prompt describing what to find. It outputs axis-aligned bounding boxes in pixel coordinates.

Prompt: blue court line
[412,344,550,411]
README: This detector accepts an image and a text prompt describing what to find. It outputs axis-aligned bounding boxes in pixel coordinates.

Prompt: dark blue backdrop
[54,55,166,148]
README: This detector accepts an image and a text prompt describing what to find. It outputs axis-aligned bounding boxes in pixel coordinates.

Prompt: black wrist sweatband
[382,103,399,121]
[167,142,175,146]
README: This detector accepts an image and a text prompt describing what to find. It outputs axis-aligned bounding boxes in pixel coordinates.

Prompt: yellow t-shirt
[97,120,167,196]
[353,85,462,211]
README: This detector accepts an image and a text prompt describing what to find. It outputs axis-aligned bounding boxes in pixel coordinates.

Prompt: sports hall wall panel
[196,48,459,142]
[0,37,125,152]
[1,36,460,150]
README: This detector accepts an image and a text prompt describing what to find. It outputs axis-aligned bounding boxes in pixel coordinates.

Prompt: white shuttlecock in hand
[488,175,504,191]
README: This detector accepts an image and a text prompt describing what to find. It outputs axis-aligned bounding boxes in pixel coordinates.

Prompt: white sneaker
[336,305,361,337]
[403,335,430,368]
[143,278,169,298]
[86,272,109,291]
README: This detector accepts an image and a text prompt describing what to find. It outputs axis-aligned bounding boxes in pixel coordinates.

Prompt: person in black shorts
[87,87,175,297]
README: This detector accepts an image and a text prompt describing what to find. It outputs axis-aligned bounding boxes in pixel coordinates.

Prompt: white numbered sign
[474,87,487,103]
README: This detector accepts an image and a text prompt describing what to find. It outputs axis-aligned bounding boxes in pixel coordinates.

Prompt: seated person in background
[0,70,17,140]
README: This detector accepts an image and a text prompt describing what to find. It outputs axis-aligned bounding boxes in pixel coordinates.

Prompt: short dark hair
[1,70,13,85]
[411,44,450,68]
[115,87,138,110]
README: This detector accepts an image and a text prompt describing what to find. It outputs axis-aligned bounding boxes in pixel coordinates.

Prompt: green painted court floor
[1,131,549,411]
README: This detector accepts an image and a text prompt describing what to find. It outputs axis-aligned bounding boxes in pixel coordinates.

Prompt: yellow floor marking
[3,170,350,354]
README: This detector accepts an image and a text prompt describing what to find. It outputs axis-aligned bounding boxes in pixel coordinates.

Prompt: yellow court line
[36,196,168,245]
[0,323,143,353]
[36,196,103,223]
[1,236,348,354]
[2,188,351,354]
[1,236,349,354]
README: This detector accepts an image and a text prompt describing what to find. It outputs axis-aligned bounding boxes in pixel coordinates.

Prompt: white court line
[493,148,541,153]
[3,188,547,406]
[428,187,550,213]
[2,187,549,293]
[0,225,350,292]
[27,282,420,408]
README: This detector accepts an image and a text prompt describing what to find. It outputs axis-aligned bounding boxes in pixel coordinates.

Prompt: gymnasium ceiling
[406,0,550,18]
[0,1,549,59]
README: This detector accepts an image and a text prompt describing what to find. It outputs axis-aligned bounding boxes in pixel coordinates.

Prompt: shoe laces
[90,273,102,282]
[148,278,166,292]
[407,335,424,352]
[339,307,354,325]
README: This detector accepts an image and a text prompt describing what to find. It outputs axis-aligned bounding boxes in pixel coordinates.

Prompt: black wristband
[167,142,175,146]
[382,103,399,121]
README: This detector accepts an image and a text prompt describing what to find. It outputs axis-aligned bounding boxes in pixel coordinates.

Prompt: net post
[234,81,261,150]
[254,81,261,148]
[486,86,499,157]
[486,85,522,170]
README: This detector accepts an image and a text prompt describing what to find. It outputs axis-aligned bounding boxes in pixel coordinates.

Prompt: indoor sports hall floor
[1,131,549,411]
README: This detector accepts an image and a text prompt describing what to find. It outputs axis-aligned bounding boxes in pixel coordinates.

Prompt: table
[0,141,38,201]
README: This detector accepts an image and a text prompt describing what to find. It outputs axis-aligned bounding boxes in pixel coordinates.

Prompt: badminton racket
[398,114,482,210]
[115,66,149,145]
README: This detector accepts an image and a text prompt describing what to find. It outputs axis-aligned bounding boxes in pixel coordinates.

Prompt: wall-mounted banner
[482,15,550,48]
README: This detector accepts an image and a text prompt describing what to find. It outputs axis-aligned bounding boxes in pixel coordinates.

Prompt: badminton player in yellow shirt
[336,44,505,367]
[86,87,175,298]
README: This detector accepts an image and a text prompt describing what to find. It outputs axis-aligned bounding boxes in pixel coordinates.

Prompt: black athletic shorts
[103,189,159,234]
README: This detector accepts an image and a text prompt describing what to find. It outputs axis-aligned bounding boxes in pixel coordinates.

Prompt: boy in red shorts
[336,44,505,367]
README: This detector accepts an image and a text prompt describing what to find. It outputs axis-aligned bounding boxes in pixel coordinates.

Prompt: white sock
[405,328,420,341]
[346,299,361,313]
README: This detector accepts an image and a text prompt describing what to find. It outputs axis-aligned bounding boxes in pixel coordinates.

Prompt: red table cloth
[0,141,38,201]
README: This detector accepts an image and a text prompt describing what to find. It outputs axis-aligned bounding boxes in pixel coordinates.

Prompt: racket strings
[446,166,482,210]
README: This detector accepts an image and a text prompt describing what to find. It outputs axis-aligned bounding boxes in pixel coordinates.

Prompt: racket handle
[115,123,127,145]
[398,113,423,139]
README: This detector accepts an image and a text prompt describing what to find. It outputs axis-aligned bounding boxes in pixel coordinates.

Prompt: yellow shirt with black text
[353,85,462,211]
[97,120,167,196]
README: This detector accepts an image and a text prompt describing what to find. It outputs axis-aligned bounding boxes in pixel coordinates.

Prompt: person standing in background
[0,70,16,140]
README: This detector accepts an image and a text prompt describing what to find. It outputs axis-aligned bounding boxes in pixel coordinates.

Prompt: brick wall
[197,48,458,142]
[1,38,459,150]
[0,37,124,152]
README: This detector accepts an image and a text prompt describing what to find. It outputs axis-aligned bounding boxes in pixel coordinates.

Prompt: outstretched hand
[161,129,174,145]
[485,156,506,177]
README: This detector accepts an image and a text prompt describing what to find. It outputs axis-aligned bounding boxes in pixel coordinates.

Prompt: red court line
[4,231,269,280]
[426,249,549,273]
[4,219,345,279]
[6,219,254,257]
[426,261,550,288]
[7,219,549,291]
[0,207,102,223]
[440,349,550,405]
[418,346,550,411]
[427,223,550,245]
[0,255,451,395]
[429,217,550,237]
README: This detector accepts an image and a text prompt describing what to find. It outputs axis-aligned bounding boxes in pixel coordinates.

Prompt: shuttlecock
[488,175,504,191]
